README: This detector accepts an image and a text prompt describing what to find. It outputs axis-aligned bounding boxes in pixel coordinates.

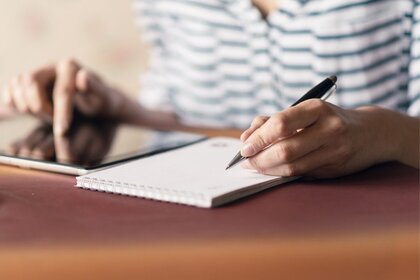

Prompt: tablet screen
[0,116,205,170]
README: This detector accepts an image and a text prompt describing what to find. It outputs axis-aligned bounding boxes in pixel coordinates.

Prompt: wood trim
[1,229,418,280]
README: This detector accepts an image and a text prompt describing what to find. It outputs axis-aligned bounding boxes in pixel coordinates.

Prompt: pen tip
[329,75,337,83]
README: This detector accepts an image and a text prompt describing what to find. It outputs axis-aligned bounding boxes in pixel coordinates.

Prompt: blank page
[76,137,291,207]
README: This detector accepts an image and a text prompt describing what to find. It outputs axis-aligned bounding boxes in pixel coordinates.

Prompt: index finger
[53,59,79,135]
[26,64,57,121]
[241,100,325,157]
[240,115,269,142]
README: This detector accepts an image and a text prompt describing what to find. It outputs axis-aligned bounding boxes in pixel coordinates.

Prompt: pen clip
[321,84,337,101]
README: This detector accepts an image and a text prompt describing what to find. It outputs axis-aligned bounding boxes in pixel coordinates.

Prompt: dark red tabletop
[0,162,418,247]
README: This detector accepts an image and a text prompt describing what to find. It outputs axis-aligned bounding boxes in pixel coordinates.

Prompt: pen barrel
[291,78,335,107]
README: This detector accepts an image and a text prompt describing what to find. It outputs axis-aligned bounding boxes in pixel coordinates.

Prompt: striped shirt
[134,0,420,129]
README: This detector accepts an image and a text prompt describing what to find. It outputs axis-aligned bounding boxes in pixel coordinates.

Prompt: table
[0,161,418,280]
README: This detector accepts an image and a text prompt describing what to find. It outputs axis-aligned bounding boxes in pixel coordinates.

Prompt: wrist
[108,91,180,130]
[355,106,419,168]
[393,112,419,168]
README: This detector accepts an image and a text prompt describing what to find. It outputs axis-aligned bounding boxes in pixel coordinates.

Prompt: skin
[1,0,419,178]
[252,0,278,17]
[240,100,419,178]
[0,59,235,135]
[238,0,419,176]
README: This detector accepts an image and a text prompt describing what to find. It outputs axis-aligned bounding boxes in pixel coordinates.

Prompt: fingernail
[241,142,255,157]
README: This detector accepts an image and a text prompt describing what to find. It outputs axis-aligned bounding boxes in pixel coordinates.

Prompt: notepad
[76,137,296,207]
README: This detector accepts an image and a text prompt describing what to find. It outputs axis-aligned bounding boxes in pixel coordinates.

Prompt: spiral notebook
[76,137,296,208]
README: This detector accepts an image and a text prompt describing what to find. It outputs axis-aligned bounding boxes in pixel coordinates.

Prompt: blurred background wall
[0,0,148,98]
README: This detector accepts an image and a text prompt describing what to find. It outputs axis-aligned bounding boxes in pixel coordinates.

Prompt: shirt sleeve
[407,0,420,116]
[134,0,173,111]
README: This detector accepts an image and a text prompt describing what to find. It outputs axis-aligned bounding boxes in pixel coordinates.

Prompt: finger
[53,58,79,135]
[2,84,15,109]
[29,83,53,122]
[241,147,325,177]
[240,115,269,142]
[241,100,326,157]
[22,75,53,122]
[262,147,329,177]
[31,63,56,85]
[2,64,56,114]
[10,76,29,113]
[241,121,328,172]
[250,143,349,177]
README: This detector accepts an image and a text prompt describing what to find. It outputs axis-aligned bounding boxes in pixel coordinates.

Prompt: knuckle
[77,68,89,80]
[76,69,90,88]
[58,57,78,72]
[329,116,348,135]
[252,115,268,126]
[271,113,289,135]
[252,133,266,148]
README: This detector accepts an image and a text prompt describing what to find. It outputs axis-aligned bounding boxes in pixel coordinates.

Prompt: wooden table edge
[1,228,418,280]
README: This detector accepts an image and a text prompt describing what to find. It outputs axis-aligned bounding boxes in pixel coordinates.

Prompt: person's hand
[8,120,116,165]
[1,58,125,135]
[239,100,413,178]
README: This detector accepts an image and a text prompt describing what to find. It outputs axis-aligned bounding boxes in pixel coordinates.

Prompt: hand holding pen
[226,76,337,170]
[225,75,400,178]
[226,74,418,178]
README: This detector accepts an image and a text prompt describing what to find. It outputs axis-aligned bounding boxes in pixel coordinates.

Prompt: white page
[77,137,287,207]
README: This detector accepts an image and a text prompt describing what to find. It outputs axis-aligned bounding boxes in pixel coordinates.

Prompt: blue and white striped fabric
[134,0,420,129]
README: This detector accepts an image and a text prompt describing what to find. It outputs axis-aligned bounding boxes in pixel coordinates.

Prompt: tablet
[0,116,205,175]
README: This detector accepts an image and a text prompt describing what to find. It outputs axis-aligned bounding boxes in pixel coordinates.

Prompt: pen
[225,75,338,170]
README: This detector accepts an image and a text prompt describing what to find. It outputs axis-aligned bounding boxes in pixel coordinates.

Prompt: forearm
[112,91,242,137]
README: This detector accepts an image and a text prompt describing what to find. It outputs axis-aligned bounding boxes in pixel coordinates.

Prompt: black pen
[225,75,338,170]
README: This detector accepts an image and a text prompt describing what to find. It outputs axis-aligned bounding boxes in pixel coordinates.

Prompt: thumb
[74,69,112,117]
